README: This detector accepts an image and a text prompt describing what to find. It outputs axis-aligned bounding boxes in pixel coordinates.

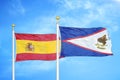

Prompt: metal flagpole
[56,16,60,80]
[12,24,15,80]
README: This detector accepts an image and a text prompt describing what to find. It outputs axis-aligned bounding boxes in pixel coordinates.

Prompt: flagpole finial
[12,24,15,27]
[12,24,15,30]
[56,16,60,20]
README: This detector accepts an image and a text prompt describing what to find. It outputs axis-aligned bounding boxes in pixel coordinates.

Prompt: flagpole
[12,24,15,80]
[56,16,60,80]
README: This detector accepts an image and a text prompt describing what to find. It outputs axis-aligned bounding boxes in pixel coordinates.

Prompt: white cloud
[64,0,82,10]
[55,0,119,32]
[52,0,98,26]
[115,0,120,2]
[84,1,93,10]
[9,0,25,15]
[29,0,119,34]
[27,1,99,31]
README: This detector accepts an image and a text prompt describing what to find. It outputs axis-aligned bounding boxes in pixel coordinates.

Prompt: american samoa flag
[59,26,113,57]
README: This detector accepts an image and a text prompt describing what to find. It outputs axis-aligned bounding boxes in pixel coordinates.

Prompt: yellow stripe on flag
[16,40,57,54]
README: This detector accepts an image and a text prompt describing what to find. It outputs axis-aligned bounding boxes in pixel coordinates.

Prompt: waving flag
[59,26,112,57]
[15,33,57,61]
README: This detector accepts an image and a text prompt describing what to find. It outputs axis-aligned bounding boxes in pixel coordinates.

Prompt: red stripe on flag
[16,53,56,61]
[15,33,56,41]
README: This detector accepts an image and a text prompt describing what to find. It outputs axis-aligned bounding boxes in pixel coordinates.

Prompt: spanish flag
[15,33,57,61]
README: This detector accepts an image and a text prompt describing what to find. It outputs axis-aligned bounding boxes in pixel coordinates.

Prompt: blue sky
[0,0,120,80]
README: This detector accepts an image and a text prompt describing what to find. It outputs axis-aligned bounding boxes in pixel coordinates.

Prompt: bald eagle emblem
[26,43,34,51]
[95,35,107,49]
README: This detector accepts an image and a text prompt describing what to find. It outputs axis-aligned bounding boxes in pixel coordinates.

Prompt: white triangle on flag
[64,30,112,54]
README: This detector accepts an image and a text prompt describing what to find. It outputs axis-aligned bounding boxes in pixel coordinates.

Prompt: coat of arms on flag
[95,35,107,49]
[59,26,112,57]
[26,43,34,51]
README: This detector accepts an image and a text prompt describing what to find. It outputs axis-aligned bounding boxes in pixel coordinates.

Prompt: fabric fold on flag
[15,33,57,61]
[59,26,113,57]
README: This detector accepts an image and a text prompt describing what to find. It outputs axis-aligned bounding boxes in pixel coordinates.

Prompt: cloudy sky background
[0,0,120,80]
